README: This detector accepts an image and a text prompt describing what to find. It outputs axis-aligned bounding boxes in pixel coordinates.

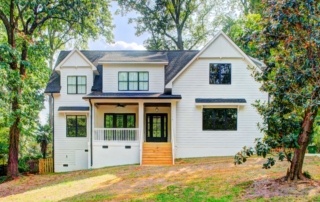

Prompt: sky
[38,2,149,124]
[88,2,148,50]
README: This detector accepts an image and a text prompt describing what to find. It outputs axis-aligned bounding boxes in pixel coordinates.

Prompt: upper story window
[66,115,87,137]
[203,108,237,130]
[67,76,86,94]
[209,63,231,84]
[118,72,149,91]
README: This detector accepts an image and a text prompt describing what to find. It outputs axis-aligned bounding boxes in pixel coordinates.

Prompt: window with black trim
[67,76,86,94]
[203,108,237,130]
[209,63,231,84]
[66,115,87,137]
[118,72,149,91]
[104,114,136,128]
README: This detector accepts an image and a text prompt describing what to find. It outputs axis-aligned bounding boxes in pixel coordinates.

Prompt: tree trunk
[287,107,317,181]
[177,29,184,50]
[7,96,20,178]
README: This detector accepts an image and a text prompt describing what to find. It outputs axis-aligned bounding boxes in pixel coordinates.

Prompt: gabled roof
[45,50,197,93]
[55,49,98,73]
[45,32,265,94]
[166,31,260,85]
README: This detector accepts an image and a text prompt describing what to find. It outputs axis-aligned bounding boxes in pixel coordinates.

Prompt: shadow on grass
[0,164,140,198]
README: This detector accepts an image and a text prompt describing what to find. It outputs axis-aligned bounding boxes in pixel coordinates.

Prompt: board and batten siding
[102,64,165,93]
[172,57,268,158]
[53,56,93,172]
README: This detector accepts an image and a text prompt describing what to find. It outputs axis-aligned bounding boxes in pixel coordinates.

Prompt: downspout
[50,93,55,172]
[89,99,93,167]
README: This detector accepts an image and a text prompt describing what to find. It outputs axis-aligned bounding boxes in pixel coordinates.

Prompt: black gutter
[89,99,93,167]
[50,93,55,172]
[82,96,182,100]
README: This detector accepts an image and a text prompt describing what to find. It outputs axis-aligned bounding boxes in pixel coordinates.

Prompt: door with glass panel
[146,114,168,142]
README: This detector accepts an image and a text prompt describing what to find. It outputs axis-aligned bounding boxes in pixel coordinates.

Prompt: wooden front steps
[142,143,173,165]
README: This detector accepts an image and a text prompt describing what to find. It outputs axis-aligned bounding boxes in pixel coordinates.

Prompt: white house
[45,32,268,172]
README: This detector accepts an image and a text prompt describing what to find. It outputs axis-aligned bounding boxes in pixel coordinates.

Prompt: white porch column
[138,101,144,165]
[171,101,177,165]
[89,100,95,169]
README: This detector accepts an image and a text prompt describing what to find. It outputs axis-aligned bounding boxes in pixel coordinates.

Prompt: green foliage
[224,14,263,58]
[311,115,320,152]
[0,0,113,177]
[262,158,275,169]
[36,124,52,158]
[234,146,254,165]
[234,0,320,178]
[303,171,312,179]
[117,0,236,50]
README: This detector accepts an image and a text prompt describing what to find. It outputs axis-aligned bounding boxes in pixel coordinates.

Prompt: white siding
[92,142,139,168]
[53,66,93,172]
[172,57,268,158]
[200,34,243,58]
[102,64,165,93]
[61,51,91,67]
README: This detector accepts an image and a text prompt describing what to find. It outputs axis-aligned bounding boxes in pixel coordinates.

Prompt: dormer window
[118,72,149,91]
[67,76,86,94]
[209,63,231,84]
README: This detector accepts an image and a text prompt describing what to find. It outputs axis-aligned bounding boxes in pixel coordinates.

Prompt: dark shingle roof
[195,98,247,103]
[83,92,181,99]
[45,50,198,93]
[99,51,168,63]
[44,71,61,93]
[58,106,89,111]
[91,65,103,92]
[165,51,199,84]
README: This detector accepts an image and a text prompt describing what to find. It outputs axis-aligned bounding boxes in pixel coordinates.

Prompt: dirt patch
[245,177,320,199]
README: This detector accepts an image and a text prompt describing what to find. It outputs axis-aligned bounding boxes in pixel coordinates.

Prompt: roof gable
[167,31,258,85]
[199,34,242,58]
[55,49,98,73]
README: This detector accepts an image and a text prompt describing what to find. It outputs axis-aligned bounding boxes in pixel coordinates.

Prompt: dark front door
[146,114,168,142]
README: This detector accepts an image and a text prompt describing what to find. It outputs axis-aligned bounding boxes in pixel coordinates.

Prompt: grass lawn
[0,156,319,201]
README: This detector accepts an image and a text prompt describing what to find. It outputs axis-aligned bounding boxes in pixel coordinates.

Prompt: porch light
[155,107,159,112]
[116,103,125,108]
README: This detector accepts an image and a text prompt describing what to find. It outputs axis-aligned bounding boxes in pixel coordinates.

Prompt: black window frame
[67,76,87,94]
[209,63,232,84]
[104,113,136,128]
[66,115,87,137]
[202,108,237,131]
[118,71,149,91]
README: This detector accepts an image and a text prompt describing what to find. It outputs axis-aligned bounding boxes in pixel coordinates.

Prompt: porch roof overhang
[195,98,247,106]
[58,106,90,112]
[83,92,182,100]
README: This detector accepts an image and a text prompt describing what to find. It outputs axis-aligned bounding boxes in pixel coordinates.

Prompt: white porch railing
[94,128,139,142]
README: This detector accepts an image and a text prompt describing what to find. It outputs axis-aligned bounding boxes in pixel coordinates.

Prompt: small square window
[209,63,231,84]
[66,115,87,137]
[67,76,86,94]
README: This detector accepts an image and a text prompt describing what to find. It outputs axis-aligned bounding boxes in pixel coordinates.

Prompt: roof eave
[98,61,168,65]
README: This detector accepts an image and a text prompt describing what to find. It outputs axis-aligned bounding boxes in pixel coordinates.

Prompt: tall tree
[234,0,319,181]
[0,0,113,178]
[117,0,233,50]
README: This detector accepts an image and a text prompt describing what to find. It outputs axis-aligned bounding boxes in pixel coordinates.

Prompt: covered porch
[84,93,180,168]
